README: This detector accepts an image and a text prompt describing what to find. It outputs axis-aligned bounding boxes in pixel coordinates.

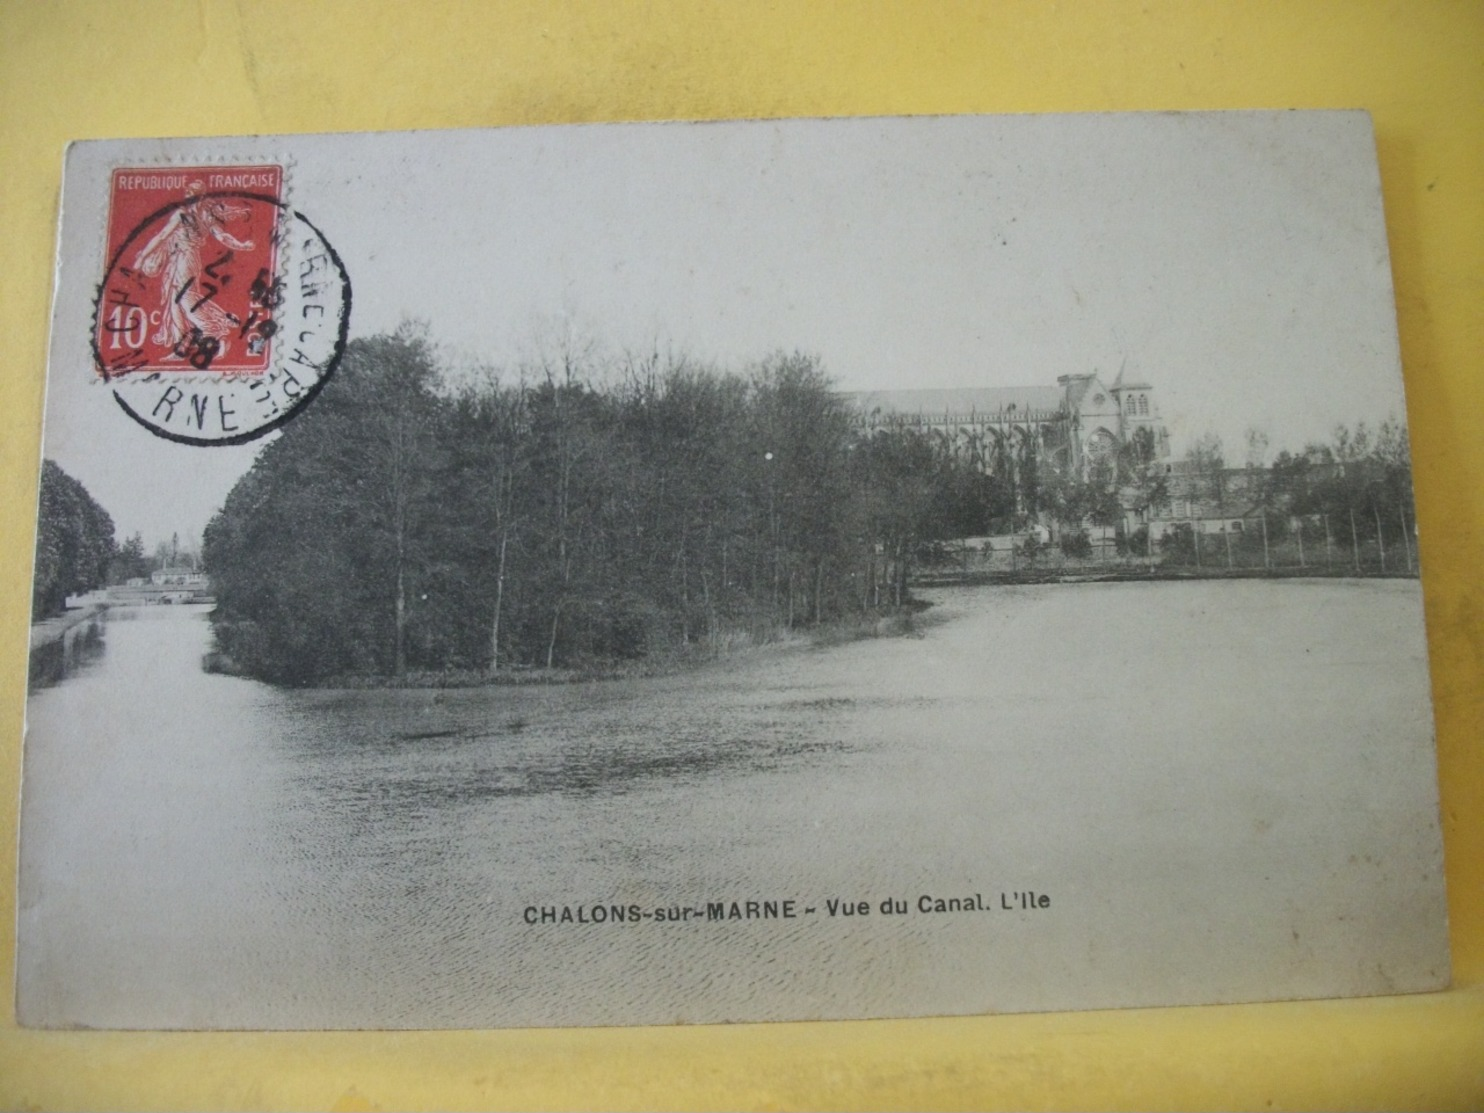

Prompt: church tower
[1108,367,1168,461]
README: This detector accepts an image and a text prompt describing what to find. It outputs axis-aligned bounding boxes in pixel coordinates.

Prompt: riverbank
[204,606,927,689]
[29,604,109,690]
[29,602,107,653]
[912,564,1420,589]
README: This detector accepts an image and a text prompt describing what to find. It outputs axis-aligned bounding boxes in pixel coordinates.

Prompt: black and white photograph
[18,112,1448,1029]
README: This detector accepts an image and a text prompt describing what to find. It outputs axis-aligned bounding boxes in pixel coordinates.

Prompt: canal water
[17,581,1448,1028]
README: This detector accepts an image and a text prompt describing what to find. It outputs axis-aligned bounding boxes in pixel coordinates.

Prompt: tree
[205,325,445,681]
[1014,424,1043,520]
[32,461,115,617]
[1186,432,1227,506]
[110,531,151,584]
[1117,425,1169,532]
[1316,420,1415,568]
[851,426,937,607]
[618,354,758,645]
[338,326,445,675]
[205,331,931,685]
[1244,426,1270,470]
[449,373,531,671]
[524,368,610,666]
[750,352,855,625]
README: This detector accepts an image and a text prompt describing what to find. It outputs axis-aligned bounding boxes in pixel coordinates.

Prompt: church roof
[1108,364,1152,391]
[1060,376,1094,410]
[844,386,1065,417]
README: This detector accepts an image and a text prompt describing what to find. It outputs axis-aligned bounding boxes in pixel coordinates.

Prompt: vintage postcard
[18,113,1448,1029]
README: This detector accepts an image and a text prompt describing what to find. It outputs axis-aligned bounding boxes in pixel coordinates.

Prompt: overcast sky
[42,112,1409,547]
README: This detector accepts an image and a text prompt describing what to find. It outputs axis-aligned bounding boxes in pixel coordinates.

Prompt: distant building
[151,567,208,588]
[844,369,1169,478]
[1148,464,1266,539]
[1147,462,1351,541]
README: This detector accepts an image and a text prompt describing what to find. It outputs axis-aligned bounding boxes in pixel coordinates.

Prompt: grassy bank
[203,604,928,689]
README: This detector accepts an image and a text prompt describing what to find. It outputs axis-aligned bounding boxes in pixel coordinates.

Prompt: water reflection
[28,613,107,691]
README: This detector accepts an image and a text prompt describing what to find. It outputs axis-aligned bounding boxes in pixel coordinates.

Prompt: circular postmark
[92,173,350,446]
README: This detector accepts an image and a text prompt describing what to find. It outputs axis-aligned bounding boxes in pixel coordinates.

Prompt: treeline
[201,327,1423,683]
[33,460,115,618]
[1158,421,1417,569]
[1265,420,1415,544]
[203,328,997,685]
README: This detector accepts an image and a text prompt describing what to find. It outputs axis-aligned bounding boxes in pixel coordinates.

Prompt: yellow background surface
[1,2,1481,1108]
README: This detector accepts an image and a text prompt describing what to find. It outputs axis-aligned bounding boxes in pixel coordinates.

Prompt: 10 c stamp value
[92,165,351,445]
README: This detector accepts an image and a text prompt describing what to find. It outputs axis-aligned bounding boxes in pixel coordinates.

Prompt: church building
[844,370,1169,478]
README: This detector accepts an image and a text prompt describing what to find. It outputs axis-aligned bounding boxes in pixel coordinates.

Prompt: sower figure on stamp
[132,181,255,360]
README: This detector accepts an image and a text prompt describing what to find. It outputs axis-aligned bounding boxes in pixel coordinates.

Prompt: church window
[1085,428,1116,464]
[1125,396,1136,413]
[1137,394,1149,415]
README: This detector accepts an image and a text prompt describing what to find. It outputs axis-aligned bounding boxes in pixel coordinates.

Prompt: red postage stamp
[96,165,285,376]
[90,163,348,446]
